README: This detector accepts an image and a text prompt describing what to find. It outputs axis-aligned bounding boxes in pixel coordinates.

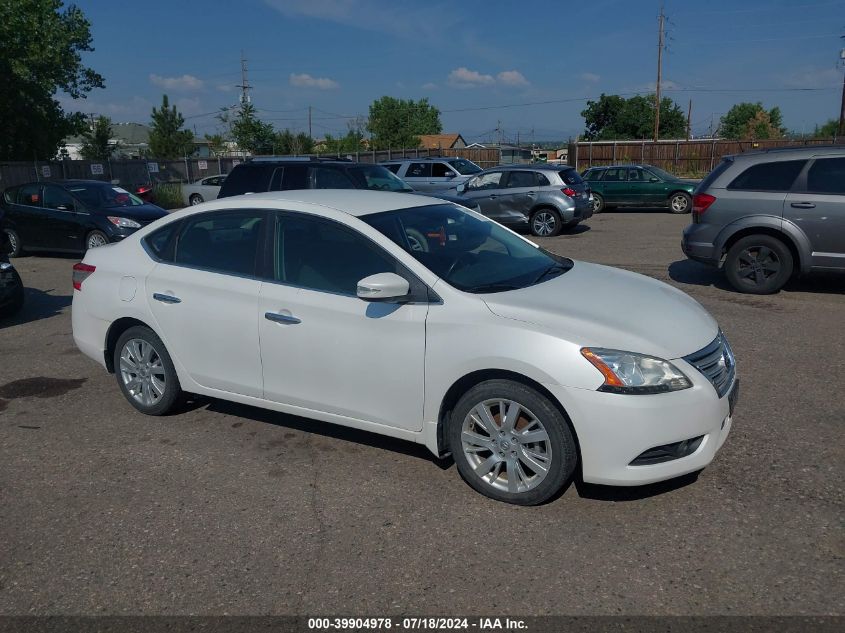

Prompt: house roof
[418,133,465,149]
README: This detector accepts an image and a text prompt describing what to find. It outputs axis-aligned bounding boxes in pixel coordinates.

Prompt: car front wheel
[724,234,793,294]
[447,379,577,505]
[4,229,23,257]
[114,326,182,415]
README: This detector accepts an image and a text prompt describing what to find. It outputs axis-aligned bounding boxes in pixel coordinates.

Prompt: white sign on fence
[232,160,241,167]
[198,160,208,170]
[90,164,104,175]
[147,162,159,173]
[41,165,51,178]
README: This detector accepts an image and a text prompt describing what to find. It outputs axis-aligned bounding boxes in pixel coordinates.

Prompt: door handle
[264,311,301,325]
[153,293,181,304]
[790,202,816,209]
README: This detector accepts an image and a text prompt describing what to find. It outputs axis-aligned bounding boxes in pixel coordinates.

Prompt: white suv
[72,190,737,505]
[381,157,482,191]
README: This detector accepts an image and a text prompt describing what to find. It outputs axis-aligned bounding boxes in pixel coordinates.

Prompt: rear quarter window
[696,159,733,193]
[559,169,584,185]
[727,159,806,192]
[382,164,401,174]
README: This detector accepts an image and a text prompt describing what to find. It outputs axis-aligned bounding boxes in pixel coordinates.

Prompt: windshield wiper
[466,283,521,294]
[532,264,568,285]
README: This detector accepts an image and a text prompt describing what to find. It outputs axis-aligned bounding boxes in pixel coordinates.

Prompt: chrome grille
[683,332,736,398]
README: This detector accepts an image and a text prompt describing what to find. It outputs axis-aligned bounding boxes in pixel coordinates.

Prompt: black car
[0,212,24,317]
[216,157,496,223]
[1,180,169,255]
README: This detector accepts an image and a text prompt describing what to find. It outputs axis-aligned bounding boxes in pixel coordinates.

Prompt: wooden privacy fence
[310,147,501,169]
[569,138,842,175]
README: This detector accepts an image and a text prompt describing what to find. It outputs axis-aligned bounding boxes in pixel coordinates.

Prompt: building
[417,133,466,150]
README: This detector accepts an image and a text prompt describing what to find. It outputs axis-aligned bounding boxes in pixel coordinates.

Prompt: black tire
[724,234,793,294]
[0,269,24,317]
[529,208,563,237]
[85,230,109,251]
[189,193,204,205]
[668,191,692,214]
[4,229,23,257]
[591,193,604,213]
[447,379,578,505]
[113,325,183,415]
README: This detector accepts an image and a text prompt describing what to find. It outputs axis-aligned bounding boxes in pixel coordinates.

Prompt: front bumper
[547,372,736,486]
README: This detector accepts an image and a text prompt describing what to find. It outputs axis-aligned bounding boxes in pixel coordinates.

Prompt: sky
[65,0,845,143]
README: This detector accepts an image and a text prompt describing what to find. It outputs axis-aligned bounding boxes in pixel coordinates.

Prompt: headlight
[107,216,141,228]
[581,347,691,394]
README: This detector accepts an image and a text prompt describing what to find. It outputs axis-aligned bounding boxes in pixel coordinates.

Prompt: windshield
[362,204,572,293]
[447,159,482,175]
[646,166,676,181]
[67,184,144,208]
[347,165,414,192]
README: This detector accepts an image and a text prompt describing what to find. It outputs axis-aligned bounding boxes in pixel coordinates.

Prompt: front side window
[728,160,806,192]
[628,168,644,182]
[467,172,503,190]
[66,183,143,208]
[174,211,265,276]
[405,163,432,178]
[43,186,76,210]
[346,165,413,192]
[431,162,455,178]
[382,163,401,174]
[804,157,845,194]
[274,214,397,296]
[363,204,572,294]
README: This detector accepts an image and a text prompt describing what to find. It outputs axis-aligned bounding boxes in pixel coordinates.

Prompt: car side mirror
[649,177,659,183]
[445,172,456,179]
[357,272,410,303]
[456,182,467,193]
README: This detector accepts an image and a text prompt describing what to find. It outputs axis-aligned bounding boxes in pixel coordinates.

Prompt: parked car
[447,164,593,237]
[682,145,845,294]
[217,157,492,222]
[72,190,737,506]
[182,174,227,206]
[582,164,696,214]
[1,180,169,255]
[380,156,483,191]
[0,212,24,317]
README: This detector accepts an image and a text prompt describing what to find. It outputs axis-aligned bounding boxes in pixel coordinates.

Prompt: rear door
[598,167,629,204]
[11,184,48,248]
[500,170,540,214]
[785,155,845,269]
[726,158,807,223]
[42,184,85,251]
[403,162,433,191]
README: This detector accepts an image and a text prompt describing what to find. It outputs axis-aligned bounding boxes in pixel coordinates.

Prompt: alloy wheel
[671,194,689,213]
[736,246,781,287]
[532,212,556,237]
[119,338,167,407]
[6,231,18,254]
[461,399,553,494]
[87,233,107,249]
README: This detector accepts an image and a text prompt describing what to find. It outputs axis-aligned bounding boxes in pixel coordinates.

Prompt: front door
[258,211,428,430]
[145,209,267,397]
[461,171,506,217]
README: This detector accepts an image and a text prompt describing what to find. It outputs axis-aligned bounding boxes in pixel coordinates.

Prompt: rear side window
[505,171,537,188]
[217,165,277,197]
[559,169,583,185]
[804,157,845,194]
[382,163,401,174]
[728,160,806,192]
[406,163,432,178]
[583,169,602,181]
[174,211,265,276]
[18,184,42,206]
[696,159,733,192]
[310,167,355,189]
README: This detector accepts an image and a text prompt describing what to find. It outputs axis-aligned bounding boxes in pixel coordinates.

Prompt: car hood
[93,203,168,221]
[481,261,717,360]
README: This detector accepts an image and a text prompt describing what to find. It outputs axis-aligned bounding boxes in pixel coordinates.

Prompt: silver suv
[448,164,593,236]
[381,157,482,191]
[682,145,845,294]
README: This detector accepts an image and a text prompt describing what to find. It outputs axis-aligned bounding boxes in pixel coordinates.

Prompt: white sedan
[71,190,737,505]
[181,174,226,206]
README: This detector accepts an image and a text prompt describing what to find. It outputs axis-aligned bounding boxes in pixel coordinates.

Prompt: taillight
[693,193,716,214]
[562,187,578,197]
[72,263,95,290]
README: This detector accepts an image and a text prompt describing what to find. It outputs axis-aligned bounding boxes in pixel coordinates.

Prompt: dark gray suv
[682,146,845,294]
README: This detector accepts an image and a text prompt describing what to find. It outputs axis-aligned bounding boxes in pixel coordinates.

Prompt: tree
[229,103,276,154]
[0,0,104,159]
[581,94,686,140]
[813,119,839,138]
[273,129,314,155]
[367,97,441,150]
[720,102,785,140]
[319,118,366,154]
[204,133,228,157]
[79,116,115,159]
[149,95,195,158]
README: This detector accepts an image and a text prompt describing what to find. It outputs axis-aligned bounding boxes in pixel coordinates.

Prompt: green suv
[581,164,697,214]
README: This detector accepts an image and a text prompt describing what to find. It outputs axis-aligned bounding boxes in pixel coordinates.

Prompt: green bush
[153,182,183,209]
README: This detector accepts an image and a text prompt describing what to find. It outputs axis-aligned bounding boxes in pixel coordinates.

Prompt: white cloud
[289,73,339,90]
[422,82,438,90]
[783,66,840,89]
[149,74,204,91]
[448,67,495,87]
[580,72,600,83]
[497,70,529,86]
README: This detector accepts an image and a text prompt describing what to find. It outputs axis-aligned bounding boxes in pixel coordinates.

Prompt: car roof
[727,144,845,161]
[10,179,112,188]
[174,189,443,219]
[495,163,574,171]
[381,156,466,163]
[586,164,653,170]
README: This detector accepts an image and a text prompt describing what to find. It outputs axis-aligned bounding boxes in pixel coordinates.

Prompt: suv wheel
[669,192,692,214]
[448,379,577,505]
[724,234,793,294]
[530,209,562,237]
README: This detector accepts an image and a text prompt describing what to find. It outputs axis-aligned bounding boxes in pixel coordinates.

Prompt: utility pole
[496,120,502,147]
[236,50,251,106]
[654,4,665,143]
[308,105,312,139]
[686,99,692,140]
[838,41,845,136]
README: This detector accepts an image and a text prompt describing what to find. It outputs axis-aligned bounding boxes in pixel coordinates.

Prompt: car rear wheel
[189,193,204,205]
[669,192,692,214]
[530,209,562,237]
[724,234,793,294]
[114,326,182,415]
[85,230,109,251]
[447,379,577,505]
[4,229,23,257]
[591,193,605,213]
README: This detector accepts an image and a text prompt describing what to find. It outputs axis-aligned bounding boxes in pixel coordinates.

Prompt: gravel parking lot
[1,209,842,616]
